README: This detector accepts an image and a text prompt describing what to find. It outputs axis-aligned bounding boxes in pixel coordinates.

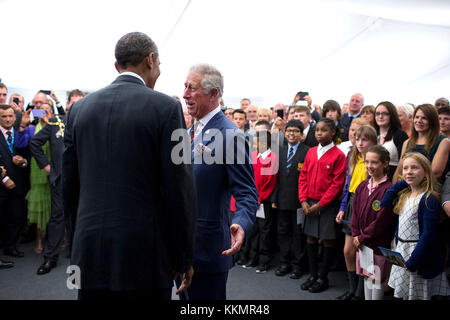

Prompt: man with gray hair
[63,31,197,300]
[341,93,364,130]
[183,63,258,300]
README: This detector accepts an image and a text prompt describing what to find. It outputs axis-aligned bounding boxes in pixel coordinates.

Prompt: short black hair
[115,32,158,69]
[285,119,304,133]
[0,104,13,111]
[255,120,271,130]
[233,109,247,119]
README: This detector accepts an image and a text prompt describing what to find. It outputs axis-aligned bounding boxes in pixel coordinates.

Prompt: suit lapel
[0,131,12,157]
[191,111,224,162]
[200,111,224,148]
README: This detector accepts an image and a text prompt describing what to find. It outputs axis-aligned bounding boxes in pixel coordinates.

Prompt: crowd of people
[222,92,450,300]
[0,31,450,301]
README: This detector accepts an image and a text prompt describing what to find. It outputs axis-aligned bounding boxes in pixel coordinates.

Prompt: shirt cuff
[2,176,10,184]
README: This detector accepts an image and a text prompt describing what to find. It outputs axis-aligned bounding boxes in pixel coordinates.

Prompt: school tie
[286,146,294,172]
[6,130,12,144]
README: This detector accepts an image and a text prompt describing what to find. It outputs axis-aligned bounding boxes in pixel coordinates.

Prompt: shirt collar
[258,148,272,159]
[197,106,221,127]
[0,126,13,137]
[348,111,361,119]
[368,175,388,192]
[318,142,334,153]
[119,71,146,85]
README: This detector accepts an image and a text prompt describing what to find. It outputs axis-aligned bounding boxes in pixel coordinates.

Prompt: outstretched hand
[222,224,244,256]
[173,266,194,295]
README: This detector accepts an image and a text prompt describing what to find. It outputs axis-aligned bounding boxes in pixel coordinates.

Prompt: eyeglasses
[286,129,301,134]
[375,112,390,117]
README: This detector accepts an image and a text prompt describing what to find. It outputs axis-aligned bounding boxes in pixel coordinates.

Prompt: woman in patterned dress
[381,152,450,300]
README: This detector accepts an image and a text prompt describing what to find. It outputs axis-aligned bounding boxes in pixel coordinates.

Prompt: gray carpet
[0,241,351,300]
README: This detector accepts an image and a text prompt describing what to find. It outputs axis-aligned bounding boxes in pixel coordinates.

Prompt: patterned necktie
[6,130,12,144]
[286,146,294,172]
[190,124,195,141]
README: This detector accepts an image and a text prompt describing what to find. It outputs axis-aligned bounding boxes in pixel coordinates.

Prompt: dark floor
[1,240,444,300]
[0,240,356,300]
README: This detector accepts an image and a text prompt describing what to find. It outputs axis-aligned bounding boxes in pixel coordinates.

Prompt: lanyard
[5,129,14,155]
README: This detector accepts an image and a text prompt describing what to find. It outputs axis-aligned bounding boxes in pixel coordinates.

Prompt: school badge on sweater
[372,200,381,212]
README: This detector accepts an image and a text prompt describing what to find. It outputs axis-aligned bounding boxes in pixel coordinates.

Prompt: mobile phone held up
[13,97,19,104]
[40,90,51,95]
[31,109,46,118]
[276,109,284,119]
[298,91,309,100]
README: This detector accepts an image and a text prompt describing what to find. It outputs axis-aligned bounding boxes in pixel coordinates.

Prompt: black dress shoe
[243,260,258,269]
[255,264,269,274]
[275,265,291,276]
[300,276,318,290]
[350,295,364,300]
[289,269,306,279]
[0,259,14,269]
[236,258,246,266]
[37,260,57,275]
[4,248,24,258]
[335,291,354,300]
[309,278,329,293]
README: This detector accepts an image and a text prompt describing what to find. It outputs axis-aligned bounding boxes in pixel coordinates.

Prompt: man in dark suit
[30,112,69,274]
[0,105,30,259]
[62,32,197,300]
[271,120,310,278]
[183,63,258,300]
[341,93,364,130]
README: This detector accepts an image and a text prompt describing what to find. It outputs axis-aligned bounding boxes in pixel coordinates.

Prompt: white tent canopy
[1,0,449,109]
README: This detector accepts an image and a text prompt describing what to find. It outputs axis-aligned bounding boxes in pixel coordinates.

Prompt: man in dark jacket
[63,32,197,300]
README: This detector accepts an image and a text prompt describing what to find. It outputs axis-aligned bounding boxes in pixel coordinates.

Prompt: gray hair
[189,64,224,100]
[115,32,158,69]
[397,103,415,118]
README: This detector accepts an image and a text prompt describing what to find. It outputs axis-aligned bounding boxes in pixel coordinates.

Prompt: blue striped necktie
[286,146,294,172]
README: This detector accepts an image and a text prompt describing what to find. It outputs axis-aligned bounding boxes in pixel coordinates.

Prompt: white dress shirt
[193,106,222,138]
[317,142,335,160]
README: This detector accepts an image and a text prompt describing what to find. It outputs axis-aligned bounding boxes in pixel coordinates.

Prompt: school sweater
[298,145,347,208]
[252,150,278,204]
[351,178,394,255]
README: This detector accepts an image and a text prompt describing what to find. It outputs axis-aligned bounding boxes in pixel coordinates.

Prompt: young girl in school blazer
[382,152,450,300]
[298,118,347,293]
[351,145,395,300]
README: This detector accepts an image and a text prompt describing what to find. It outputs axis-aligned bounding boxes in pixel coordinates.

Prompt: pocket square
[193,143,212,156]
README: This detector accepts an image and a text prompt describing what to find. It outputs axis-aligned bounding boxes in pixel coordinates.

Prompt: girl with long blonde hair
[381,152,450,299]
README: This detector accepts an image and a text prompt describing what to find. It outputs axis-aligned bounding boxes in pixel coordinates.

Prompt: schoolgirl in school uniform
[298,118,347,293]
[382,152,450,300]
[351,145,395,300]
[335,125,378,300]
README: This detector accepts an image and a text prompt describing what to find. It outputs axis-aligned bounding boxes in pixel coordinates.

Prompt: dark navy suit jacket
[191,110,258,273]
[63,75,197,291]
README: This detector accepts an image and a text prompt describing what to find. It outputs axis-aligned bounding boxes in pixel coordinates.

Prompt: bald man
[341,93,364,130]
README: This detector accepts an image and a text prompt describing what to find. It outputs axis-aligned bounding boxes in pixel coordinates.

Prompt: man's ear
[146,52,156,69]
[114,61,121,73]
[209,87,219,101]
